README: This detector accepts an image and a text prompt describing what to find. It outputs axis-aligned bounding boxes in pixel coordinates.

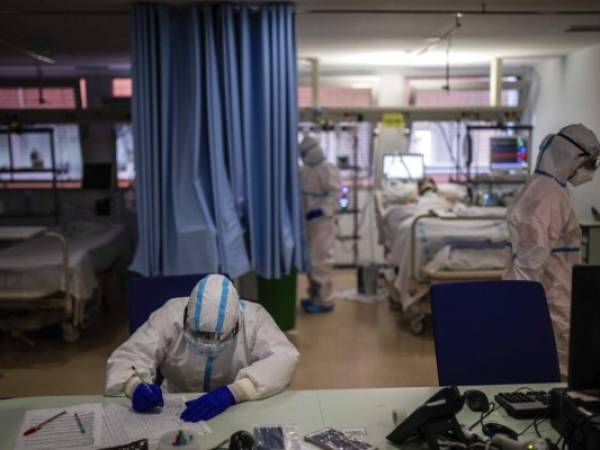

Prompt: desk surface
[580,220,600,228]
[0,385,561,450]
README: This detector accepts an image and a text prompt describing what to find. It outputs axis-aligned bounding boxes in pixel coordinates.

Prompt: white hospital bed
[375,188,508,333]
[0,221,128,343]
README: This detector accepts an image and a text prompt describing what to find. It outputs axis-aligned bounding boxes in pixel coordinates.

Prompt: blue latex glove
[180,386,235,422]
[305,208,324,221]
[132,383,164,412]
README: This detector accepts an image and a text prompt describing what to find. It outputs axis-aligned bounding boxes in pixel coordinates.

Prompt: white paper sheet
[14,403,103,450]
[99,396,211,447]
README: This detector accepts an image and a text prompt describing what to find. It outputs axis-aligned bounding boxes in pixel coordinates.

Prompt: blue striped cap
[186,274,240,334]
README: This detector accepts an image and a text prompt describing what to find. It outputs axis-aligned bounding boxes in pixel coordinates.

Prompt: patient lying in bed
[382,179,508,314]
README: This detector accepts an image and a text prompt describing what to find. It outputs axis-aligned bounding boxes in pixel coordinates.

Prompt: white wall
[531,43,600,220]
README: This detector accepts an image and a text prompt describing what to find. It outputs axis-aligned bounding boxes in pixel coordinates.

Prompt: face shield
[182,306,240,355]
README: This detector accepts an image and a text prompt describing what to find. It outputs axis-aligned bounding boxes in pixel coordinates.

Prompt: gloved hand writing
[132,383,164,412]
[180,386,235,422]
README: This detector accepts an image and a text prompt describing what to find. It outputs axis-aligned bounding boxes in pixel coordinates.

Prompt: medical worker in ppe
[105,274,300,422]
[299,136,342,314]
[504,124,600,377]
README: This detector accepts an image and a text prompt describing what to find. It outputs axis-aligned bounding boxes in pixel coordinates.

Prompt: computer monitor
[569,265,600,390]
[383,154,424,181]
[82,163,113,189]
[490,136,528,171]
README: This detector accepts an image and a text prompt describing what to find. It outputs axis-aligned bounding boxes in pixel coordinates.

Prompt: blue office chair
[431,280,560,386]
[128,274,206,334]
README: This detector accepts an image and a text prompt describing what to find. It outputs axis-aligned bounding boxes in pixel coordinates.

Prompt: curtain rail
[3,7,600,16]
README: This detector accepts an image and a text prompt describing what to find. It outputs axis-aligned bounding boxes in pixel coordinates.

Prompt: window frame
[299,121,375,183]
[0,124,84,188]
[0,78,84,110]
[407,77,528,109]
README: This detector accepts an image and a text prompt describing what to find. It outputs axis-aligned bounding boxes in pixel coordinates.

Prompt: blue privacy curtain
[130,2,304,279]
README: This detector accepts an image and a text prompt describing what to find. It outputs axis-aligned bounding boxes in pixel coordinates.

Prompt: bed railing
[410,212,507,281]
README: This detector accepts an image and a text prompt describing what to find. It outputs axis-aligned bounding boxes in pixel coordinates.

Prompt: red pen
[23,410,67,436]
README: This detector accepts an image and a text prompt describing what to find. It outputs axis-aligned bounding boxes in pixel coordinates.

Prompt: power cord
[206,438,230,450]
[556,410,600,450]
[514,386,535,393]
[469,403,497,431]
[518,417,548,438]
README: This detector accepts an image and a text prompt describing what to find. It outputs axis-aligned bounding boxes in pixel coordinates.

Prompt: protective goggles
[182,305,240,345]
[557,132,599,171]
[186,323,239,344]
[581,156,600,171]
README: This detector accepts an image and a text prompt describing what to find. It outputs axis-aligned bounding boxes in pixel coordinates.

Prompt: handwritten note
[15,404,103,450]
[99,396,211,447]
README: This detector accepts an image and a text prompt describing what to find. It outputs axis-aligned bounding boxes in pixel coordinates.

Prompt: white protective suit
[504,124,600,377]
[106,274,300,401]
[300,137,342,305]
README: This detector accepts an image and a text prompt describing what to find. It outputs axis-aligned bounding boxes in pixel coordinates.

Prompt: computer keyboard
[495,391,551,419]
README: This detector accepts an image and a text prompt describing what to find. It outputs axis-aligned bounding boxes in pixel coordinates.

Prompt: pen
[23,410,67,436]
[131,366,150,389]
[74,412,85,433]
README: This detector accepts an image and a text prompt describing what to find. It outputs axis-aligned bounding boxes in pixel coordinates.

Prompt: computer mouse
[482,422,518,441]
[229,431,256,450]
[464,389,490,413]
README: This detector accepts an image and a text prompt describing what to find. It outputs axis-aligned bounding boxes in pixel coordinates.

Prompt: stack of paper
[15,397,211,450]
[15,404,103,450]
[99,396,211,448]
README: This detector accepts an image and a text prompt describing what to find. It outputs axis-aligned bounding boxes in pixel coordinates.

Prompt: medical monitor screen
[490,136,528,171]
[383,154,424,180]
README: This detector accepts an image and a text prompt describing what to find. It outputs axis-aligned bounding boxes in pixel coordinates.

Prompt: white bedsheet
[0,222,127,301]
[423,245,507,274]
[384,194,508,310]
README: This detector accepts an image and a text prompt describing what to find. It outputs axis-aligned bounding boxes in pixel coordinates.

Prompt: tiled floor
[0,270,437,398]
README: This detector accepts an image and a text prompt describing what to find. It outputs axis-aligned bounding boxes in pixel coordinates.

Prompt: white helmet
[184,274,241,353]
[536,124,600,186]
[299,136,325,166]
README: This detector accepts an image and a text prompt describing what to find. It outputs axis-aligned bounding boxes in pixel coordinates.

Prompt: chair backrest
[128,274,206,334]
[431,280,560,386]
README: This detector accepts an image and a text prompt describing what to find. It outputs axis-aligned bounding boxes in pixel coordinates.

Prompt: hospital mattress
[0,222,127,301]
[384,202,508,310]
